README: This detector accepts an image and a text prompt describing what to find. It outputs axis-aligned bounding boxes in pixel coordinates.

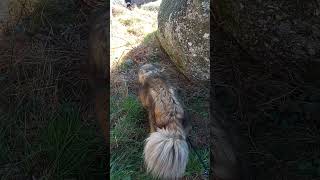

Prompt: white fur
[144,128,189,179]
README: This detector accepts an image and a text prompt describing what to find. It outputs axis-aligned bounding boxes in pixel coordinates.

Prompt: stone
[214,0,320,62]
[157,0,210,81]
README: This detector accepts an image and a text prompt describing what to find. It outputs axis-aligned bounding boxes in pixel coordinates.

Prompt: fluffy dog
[138,64,191,179]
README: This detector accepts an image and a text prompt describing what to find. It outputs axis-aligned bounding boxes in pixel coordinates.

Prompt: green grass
[39,103,106,179]
[110,93,209,179]
[186,96,209,119]
[185,148,209,176]
[0,103,107,179]
[110,9,209,175]
[142,31,156,45]
[0,0,107,179]
[110,95,152,179]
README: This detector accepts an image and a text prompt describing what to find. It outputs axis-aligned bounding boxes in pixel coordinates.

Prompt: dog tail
[144,128,189,179]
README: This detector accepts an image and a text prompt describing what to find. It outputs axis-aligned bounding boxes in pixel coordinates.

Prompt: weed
[186,96,209,119]
[111,2,210,179]
[39,103,106,179]
[185,148,209,176]
[119,18,142,27]
[142,31,156,45]
[0,114,10,165]
[127,27,143,36]
[110,95,153,179]
[0,0,106,178]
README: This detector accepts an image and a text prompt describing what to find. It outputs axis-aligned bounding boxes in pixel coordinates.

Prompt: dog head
[138,63,164,85]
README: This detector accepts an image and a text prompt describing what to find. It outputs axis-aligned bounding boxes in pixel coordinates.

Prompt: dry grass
[110,1,209,179]
[110,3,157,69]
[0,0,107,178]
[1,0,210,179]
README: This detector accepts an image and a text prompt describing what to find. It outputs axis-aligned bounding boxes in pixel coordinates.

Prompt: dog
[138,64,191,179]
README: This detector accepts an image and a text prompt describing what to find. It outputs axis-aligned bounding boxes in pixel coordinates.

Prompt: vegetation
[0,0,107,178]
[110,2,209,179]
[0,0,209,179]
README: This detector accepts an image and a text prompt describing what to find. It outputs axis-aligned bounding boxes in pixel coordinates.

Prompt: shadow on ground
[110,28,210,179]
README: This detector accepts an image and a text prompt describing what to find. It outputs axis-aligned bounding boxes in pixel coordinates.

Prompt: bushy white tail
[144,128,189,179]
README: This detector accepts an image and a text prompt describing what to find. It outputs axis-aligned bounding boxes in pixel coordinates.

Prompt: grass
[0,0,107,178]
[186,96,210,120]
[111,3,158,67]
[118,60,132,71]
[110,95,152,179]
[142,31,157,45]
[110,2,209,179]
[0,114,11,167]
[1,0,209,179]
[185,148,209,176]
[110,94,209,179]
[2,0,210,179]
[1,0,207,178]
[0,103,107,179]
[32,0,77,24]
[39,103,106,179]
[119,17,142,27]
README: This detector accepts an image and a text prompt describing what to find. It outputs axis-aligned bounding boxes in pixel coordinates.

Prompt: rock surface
[111,0,158,6]
[132,0,158,6]
[214,0,320,63]
[157,0,210,81]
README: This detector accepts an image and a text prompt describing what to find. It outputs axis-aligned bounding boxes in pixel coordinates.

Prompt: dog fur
[138,64,191,179]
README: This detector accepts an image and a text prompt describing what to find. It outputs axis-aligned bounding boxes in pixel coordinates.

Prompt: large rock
[157,0,210,81]
[132,0,158,6]
[214,0,320,63]
[111,0,158,6]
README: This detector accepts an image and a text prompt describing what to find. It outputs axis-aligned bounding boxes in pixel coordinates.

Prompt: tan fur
[138,64,191,179]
